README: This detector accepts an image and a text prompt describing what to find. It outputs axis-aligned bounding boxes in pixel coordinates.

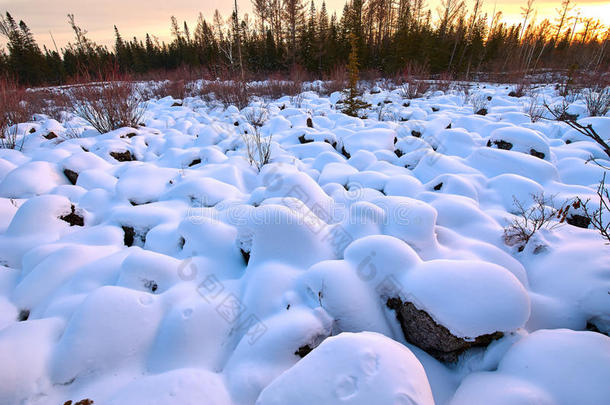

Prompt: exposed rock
[18,309,29,321]
[44,132,58,140]
[411,130,421,138]
[306,117,313,128]
[241,248,250,265]
[171,102,183,107]
[64,400,94,405]
[340,145,351,159]
[394,149,403,158]
[433,182,443,191]
[298,134,313,144]
[493,140,513,150]
[59,205,84,227]
[294,345,313,358]
[567,214,591,229]
[475,108,488,116]
[188,158,202,167]
[110,150,135,162]
[122,226,147,247]
[387,297,503,362]
[143,279,158,293]
[63,168,79,185]
[529,149,545,159]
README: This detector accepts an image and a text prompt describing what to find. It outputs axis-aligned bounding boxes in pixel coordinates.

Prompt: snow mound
[256,332,435,405]
[399,260,530,338]
[451,329,610,405]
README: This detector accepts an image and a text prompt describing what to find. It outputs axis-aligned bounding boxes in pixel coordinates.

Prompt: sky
[0,0,608,51]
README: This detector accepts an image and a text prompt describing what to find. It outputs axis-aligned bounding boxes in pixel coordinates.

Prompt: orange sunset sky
[1,0,608,50]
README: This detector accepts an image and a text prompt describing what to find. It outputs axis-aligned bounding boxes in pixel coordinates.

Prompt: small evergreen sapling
[341,33,370,118]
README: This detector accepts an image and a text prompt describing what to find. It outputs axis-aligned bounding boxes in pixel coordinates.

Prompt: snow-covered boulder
[256,332,435,405]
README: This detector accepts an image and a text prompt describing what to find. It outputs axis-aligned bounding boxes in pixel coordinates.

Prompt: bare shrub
[471,94,489,115]
[435,72,453,93]
[26,89,72,122]
[504,193,569,251]
[242,104,272,170]
[509,79,530,98]
[204,80,250,110]
[292,92,305,108]
[1,78,31,150]
[544,101,610,157]
[524,95,544,122]
[324,65,348,94]
[377,78,396,91]
[70,71,146,134]
[250,80,302,99]
[573,173,610,242]
[398,80,430,99]
[582,86,610,117]
[142,80,188,101]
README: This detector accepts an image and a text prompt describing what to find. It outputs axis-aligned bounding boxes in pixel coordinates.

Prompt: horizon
[1,0,609,52]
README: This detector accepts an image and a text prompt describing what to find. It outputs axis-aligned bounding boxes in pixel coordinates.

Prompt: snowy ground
[0,82,609,405]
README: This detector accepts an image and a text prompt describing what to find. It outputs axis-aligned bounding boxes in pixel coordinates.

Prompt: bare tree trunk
[235,0,245,81]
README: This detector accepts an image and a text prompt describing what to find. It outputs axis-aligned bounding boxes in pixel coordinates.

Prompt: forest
[0,0,609,86]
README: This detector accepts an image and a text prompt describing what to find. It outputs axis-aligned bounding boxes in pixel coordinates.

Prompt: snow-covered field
[0,82,609,405]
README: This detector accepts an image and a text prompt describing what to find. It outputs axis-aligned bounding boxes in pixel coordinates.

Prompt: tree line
[0,0,608,86]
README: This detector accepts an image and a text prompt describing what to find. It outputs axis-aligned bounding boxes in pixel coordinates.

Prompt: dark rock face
[63,399,94,405]
[123,226,135,247]
[59,205,84,227]
[241,248,250,265]
[567,214,591,229]
[492,140,513,150]
[294,344,313,358]
[122,226,147,247]
[340,146,351,159]
[387,297,503,362]
[110,150,135,162]
[298,134,313,144]
[143,279,158,293]
[188,158,202,167]
[18,309,29,321]
[394,149,404,158]
[63,168,79,185]
[411,130,421,138]
[529,149,545,159]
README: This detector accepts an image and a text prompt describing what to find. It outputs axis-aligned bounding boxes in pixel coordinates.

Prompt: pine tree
[342,33,370,118]
[282,0,306,65]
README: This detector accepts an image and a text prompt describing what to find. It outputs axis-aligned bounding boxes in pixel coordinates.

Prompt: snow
[256,332,435,405]
[0,81,609,404]
[399,259,530,338]
[450,329,610,405]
